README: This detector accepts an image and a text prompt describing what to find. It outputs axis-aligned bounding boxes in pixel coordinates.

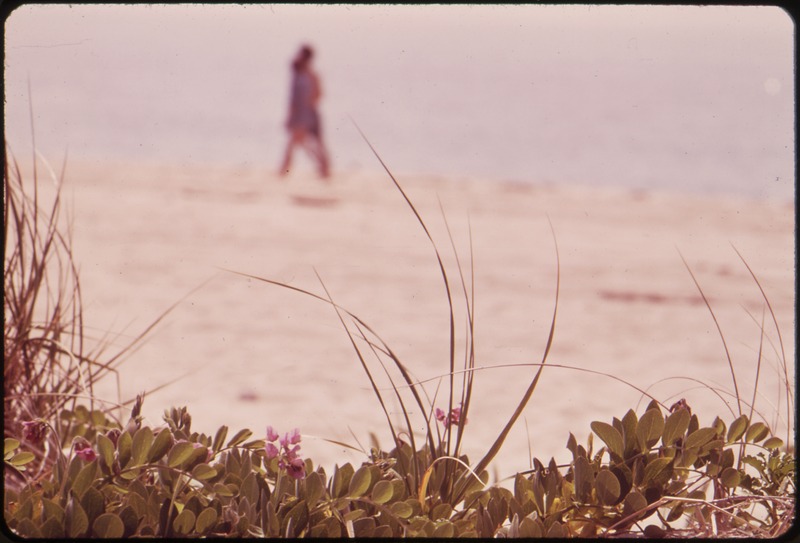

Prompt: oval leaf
[96,434,115,471]
[131,427,154,466]
[720,467,741,488]
[147,429,172,463]
[763,436,784,450]
[745,422,770,443]
[684,427,717,450]
[642,457,672,485]
[590,421,624,458]
[167,441,196,468]
[226,428,253,448]
[117,431,133,467]
[191,463,217,481]
[348,465,372,498]
[65,497,89,538]
[391,501,413,519]
[726,415,749,443]
[636,408,665,451]
[93,513,125,538]
[196,507,217,534]
[623,490,648,518]
[371,480,394,504]
[662,408,691,446]
[9,451,35,466]
[5,438,20,456]
[173,509,196,535]
[212,426,228,452]
[595,469,621,506]
[305,471,325,506]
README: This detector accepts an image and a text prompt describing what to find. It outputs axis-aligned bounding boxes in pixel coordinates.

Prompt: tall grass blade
[678,249,742,416]
[468,217,560,483]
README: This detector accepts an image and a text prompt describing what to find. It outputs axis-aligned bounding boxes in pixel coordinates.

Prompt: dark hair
[299,44,314,61]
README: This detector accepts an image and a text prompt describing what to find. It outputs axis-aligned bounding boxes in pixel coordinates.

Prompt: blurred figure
[279,44,330,179]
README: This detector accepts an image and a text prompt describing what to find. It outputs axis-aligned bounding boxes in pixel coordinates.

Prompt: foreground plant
[4,398,793,538]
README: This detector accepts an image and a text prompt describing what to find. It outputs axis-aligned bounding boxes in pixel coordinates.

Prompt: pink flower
[73,437,97,462]
[435,404,467,427]
[22,420,47,444]
[265,425,306,479]
[285,456,306,480]
[76,447,97,462]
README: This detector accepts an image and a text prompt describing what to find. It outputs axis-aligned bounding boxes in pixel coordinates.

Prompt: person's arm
[311,71,322,103]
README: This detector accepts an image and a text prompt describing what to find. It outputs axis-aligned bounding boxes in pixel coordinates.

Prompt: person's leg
[279,130,305,176]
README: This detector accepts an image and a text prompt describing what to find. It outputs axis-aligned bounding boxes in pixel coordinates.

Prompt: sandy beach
[34,159,794,479]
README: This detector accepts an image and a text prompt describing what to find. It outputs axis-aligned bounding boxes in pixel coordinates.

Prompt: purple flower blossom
[435,404,467,427]
[265,442,280,459]
[73,437,97,462]
[22,420,47,444]
[265,426,306,479]
[285,456,306,480]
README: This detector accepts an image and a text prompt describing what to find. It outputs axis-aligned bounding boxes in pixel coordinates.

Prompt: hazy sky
[4,4,794,198]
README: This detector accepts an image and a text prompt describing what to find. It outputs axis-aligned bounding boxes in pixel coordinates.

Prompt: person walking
[279,45,330,179]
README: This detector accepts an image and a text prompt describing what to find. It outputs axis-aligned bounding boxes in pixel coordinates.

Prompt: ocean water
[4,4,795,200]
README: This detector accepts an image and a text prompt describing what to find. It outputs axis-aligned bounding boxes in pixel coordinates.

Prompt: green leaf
[8,451,35,466]
[280,499,309,537]
[622,490,648,519]
[726,415,749,443]
[433,521,455,538]
[191,463,217,481]
[93,513,125,538]
[745,422,770,443]
[642,457,672,485]
[196,507,217,534]
[595,469,621,506]
[573,455,593,503]
[371,479,394,504]
[40,517,64,539]
[662,409,691,446]
[348,465,373,498]
[131,427,154,466]
[390,501,413,519]
[226,428,253,448]
[42,498,65,524]
[304,471,325,506]
[117,431,133,467]
[763,436,784,450]
[636,408,665,451]
[65,497,89,538]
[173,509,196,535]
[590,421,624,458]
[519,517,543,538]
[720,467,741,488]
[621,409,639,454]
[117,506,139,537]
[71,461,98,498]
[96,434,115,471]
[5,438,20,456]
[331,463,354,498]
[81,487,105,527]
[212,426,228,452]
[147,429,173,463]
[167,441,196,468]
[684,427,717,450]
